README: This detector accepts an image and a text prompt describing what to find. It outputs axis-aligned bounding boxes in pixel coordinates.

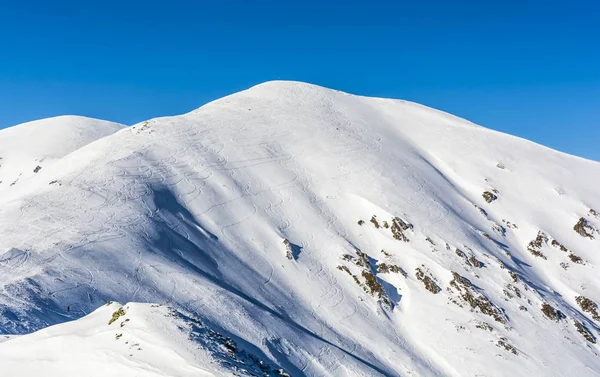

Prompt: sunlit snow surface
[0,82,598,376]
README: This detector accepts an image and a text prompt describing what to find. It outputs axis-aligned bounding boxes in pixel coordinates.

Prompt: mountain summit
[0,81,599,376]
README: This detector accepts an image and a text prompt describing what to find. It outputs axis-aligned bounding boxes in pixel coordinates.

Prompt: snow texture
[0,81,599,376]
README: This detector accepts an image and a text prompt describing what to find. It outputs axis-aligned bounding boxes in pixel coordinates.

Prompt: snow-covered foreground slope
[0,302,289,376]
[0,115,125,191]
[0,81,599,376]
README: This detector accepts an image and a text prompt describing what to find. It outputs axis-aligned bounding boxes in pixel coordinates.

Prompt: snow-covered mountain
[0,115,125,191]
[0,81,598,376]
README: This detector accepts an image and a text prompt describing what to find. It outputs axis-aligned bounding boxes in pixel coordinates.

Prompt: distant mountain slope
[0,82,598,376]
[0,115,125,191]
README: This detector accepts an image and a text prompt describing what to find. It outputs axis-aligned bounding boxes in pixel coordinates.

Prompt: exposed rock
[468,255,482,268]
[370,215,380,228]
[338,251,393,309]
[391,216,412,242]
[575,296,600,321]
[449,272,506,324]
[476,321,493,331]
[337,265,351,274]
[574,217,595,239]
[569,253,584,264]
[574,321,596,343]
[502,219,518,229]
[504,284,522,299]
[283,239,293,260]
[361,271,389,305]
[482,191,498,203]
[541,303,564,321]
[415,268,441,294]
[355,250,370,268]
[377,262,406,277]
[527,231,547,259]
[108,307,126,325]
[551,239,568,252]
[497,338,518,355]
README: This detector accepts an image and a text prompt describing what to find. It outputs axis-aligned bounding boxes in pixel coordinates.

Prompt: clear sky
[1,1,598,160]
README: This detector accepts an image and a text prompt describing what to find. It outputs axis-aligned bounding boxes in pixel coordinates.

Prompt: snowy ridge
[0,115,125,192]
[0,81,599,376]
[0,302,290,376]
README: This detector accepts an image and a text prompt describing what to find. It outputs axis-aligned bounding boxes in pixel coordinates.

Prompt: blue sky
[1,1,598,160]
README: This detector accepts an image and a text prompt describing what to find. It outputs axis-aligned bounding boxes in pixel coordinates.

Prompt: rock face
[0,81,599,376]
[574,217,596,239]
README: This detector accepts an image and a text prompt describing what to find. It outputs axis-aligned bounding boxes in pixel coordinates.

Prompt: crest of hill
[0,115,125,191]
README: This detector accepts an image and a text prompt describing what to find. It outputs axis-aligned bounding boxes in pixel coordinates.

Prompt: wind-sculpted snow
[0,81,599,376]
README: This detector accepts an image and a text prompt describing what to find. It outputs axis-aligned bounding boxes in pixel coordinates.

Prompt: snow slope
[0,302,289,377]
[0,81,599,376]
[0,115,125,190]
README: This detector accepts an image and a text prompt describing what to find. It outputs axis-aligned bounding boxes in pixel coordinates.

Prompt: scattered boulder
[482,191,498,203]
[502,219,518,229]
[370,215,380,228]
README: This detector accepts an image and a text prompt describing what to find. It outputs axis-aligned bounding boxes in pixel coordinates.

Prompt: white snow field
[0,115,125,191]
[0,81,598,376]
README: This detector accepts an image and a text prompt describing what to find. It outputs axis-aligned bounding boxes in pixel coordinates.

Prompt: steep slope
[0,115,125,191]
[0,81,598,376]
